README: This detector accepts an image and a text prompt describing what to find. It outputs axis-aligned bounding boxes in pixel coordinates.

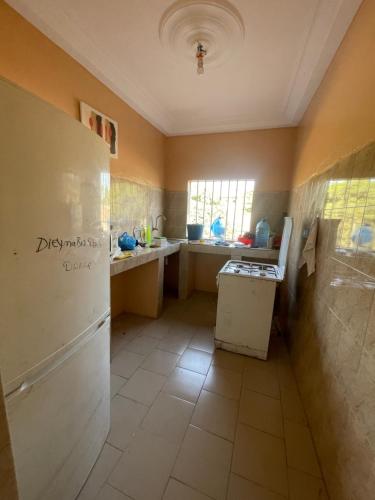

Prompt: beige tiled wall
[284,142,375,500]
[164,190,289,239]
[164,191,188,239]
[0,376,18,499]
[111,177,165,237]
[250,191,289,235]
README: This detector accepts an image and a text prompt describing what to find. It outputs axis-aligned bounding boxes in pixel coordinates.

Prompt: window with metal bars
[323,177,375,251]
[187,179,255,240]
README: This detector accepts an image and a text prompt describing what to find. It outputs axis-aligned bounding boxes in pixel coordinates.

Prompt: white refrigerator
[0,78,111,500]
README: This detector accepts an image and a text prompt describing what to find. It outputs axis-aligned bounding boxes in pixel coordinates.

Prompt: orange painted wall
[165,128,297,192]
[0,1,165,187]
[293,0,375,187]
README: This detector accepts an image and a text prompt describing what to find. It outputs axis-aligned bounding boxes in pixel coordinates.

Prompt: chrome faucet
[152,214,167,234]
[133,226,144,241]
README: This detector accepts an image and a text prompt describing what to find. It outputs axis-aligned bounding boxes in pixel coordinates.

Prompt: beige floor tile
[239,389,283,438]
[212,349,246,373]
[169,319,197,338]
[112,314,150,338]
[95,484,132,500]
[125,336,160,356]
[189,328,215,353]
[280,387,307,425]
[142,392,194,444]
[288,467,329,500]
[232,424,288,497]
[163,479,212,500]
[181,308,201,323]
[107,395,148,450]
[110,333,131,359]
[110,374,127,399]
[244,355,277,374]
[227,473,286,500]
[158,334,190,355]
[277,362,298,391]
[178,348,212,375]
[172,425,232,500]
[141,349,179,376]
[192,390,238,441]
[108,429,179,500]
[284,420,321,478]
[140,319,170,340]
[243,364,280,399]
[204,366,242,400]
[119,369,166,406]
[163,367,205,403]
[78,444,121,500]
[111,349,145,379]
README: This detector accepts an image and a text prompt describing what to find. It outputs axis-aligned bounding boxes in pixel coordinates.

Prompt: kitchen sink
[167,238,187,243]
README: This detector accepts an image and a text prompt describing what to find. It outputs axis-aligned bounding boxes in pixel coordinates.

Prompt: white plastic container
[153,236,168,247]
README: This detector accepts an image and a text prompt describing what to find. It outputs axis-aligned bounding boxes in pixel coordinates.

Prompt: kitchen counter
[178,242,280,299]
[183,241,279,260]
[110,240,278,277]
[110,242,181,319]
[110,240,280,316]
[110,242,180,277]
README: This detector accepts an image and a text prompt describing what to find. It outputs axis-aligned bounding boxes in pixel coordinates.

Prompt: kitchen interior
[0,1,374,500]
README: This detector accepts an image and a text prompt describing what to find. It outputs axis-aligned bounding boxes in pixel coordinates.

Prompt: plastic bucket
[187,224,204,240]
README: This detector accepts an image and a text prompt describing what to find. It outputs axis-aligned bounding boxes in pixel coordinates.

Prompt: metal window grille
[187,179,255,240]
[323,177,375,251]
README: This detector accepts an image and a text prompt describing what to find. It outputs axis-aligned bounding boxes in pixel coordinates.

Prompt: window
[187,179,255,240]
[323,177,375,251]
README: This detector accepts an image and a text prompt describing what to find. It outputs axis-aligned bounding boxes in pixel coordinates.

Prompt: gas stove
[215,218,292,360]
[220,260,281,281]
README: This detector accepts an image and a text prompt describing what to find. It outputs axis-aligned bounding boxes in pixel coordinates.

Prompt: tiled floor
[78,292,328,500]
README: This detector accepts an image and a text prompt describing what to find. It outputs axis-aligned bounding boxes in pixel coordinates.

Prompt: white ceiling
[6,0,362,136]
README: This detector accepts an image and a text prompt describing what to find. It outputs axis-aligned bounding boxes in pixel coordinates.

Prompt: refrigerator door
[0,78,111,393]
[5,318,110,500]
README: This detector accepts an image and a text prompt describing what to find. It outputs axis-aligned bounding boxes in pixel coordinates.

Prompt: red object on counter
[238,236,253,246]
[273,235,282,249]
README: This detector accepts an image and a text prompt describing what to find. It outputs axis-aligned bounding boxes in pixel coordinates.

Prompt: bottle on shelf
[255,218,270,248]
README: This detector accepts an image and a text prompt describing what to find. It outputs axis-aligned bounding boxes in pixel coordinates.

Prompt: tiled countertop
[110,242,181,277]
[183,241,279,260]
[111,240,280,278]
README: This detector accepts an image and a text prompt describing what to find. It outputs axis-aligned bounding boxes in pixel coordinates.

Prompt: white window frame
[187,179,255,240]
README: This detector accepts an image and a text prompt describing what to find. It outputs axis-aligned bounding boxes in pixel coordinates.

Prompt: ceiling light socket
[159,0,245,71]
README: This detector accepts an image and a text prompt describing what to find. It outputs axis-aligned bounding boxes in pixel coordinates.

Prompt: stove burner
[224,261,279,279]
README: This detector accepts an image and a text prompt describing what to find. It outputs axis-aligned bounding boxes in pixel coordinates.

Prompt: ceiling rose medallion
[159,0,245,75]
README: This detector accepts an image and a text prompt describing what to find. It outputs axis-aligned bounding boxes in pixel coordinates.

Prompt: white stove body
[215,218,292,360]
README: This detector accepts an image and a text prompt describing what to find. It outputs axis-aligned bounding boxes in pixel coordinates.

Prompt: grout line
[167,478,217,500]
[279,350,329,497]
[236,419,285,442]
[104,481,136,500]
[241,385,281,401]
[163,344,214,499]
[224,363,242,500]
[231,471,289,500]
[287,464,325,482]
[276,356,290,500]
[77,441,124,500]
[187,423,235,446]
[114,391,153,408]
[104,438,127,454]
